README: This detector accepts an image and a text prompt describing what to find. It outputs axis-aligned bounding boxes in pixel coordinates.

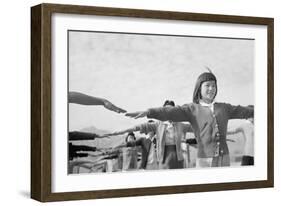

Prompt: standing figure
[121,132,138,171]
[227,117,254,165]
[125,71,254,168]
[105,100,193,170]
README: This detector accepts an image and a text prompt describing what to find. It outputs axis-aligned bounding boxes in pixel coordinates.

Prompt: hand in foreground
[103,99,127,113]
[125,111,148,119]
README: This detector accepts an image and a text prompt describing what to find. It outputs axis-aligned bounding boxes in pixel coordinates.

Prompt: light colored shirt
[238,120,254,156]
[199,100,215,113]
[121,147,138,171]
[164,122,176,145]
[147,142,157,165]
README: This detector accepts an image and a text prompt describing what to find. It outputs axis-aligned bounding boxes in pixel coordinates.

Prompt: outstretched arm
[125,111,148,119]
[126,104,193,122]
[227,127,243,135]
[101,122,158,138]
[69,91,126,113]
[69,131,100,141]
[226,104,254,119]
[100,127,139,138]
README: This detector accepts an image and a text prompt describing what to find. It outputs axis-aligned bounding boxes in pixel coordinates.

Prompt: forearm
[69,91,105,106]
[228,104,254,119]
[111,127,139,136]
[69,131,98,141]
[70,145,97,152]
[227,127,242,135]
[115,143,127,148]
[147,105,191,122]
[227,131,239,135]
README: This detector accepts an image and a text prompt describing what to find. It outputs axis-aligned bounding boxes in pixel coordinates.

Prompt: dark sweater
[147,103,253,158]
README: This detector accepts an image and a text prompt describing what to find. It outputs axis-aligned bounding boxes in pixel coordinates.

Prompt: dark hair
[163,100,175,107]
[125,132,136,142]
[192,72,217,104]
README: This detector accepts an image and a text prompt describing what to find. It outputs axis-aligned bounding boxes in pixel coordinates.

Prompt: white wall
[0,0,279,205]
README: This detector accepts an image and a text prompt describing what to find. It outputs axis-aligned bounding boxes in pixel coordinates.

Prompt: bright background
[0,0,280,205]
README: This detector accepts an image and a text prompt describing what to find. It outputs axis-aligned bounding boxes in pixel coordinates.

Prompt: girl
[125,72,254,168]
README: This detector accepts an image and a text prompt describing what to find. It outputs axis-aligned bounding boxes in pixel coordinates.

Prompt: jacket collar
[199,100,215,113]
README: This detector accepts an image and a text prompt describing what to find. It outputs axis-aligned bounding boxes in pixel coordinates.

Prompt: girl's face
[200,80,217,103]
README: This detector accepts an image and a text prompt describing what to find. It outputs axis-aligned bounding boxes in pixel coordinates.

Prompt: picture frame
[31,3,274,202]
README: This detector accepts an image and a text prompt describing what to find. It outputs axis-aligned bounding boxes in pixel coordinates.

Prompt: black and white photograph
[29,3,273,202]
[67,30,254,174]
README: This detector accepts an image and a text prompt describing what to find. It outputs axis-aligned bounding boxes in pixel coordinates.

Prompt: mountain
[79,126,109,135]
[74,126,125,148]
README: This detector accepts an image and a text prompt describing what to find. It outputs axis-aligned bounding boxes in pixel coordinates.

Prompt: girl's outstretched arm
[126,105,193,122]
[226,104,254,119]
[147,105,193,122]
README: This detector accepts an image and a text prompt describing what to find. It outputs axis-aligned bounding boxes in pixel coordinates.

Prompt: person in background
[120,132,139,171]
[68,143,98,160]
[106,100,193,170]
[104,122,158,170]
[227,115,254,166]
[68,91,126,172]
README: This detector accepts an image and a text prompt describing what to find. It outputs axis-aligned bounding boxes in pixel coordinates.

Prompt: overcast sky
[68,31,254,132]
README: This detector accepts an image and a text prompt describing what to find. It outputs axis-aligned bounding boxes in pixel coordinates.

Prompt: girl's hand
[125,111,148,119]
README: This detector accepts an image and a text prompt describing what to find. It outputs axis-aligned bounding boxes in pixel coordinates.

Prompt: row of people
[101,102,254,171]
[68,70,254,172]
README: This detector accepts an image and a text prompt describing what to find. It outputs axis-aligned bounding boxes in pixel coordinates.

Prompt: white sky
[68,31,254,132]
